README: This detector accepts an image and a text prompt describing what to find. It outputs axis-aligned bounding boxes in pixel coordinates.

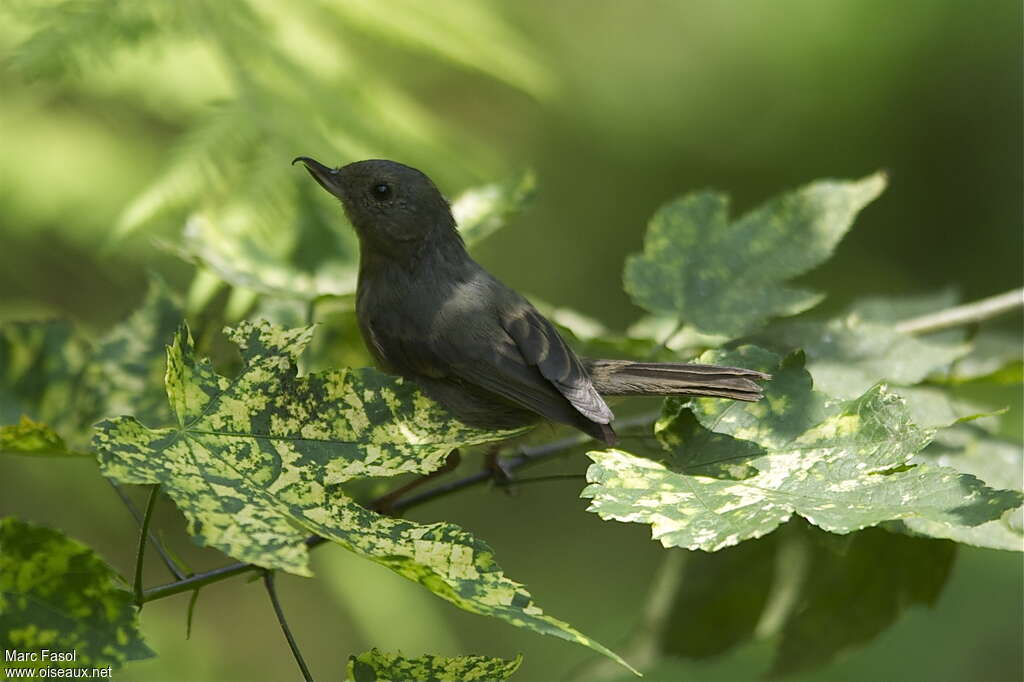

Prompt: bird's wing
[432,300,613,427]
[501,307,614,423]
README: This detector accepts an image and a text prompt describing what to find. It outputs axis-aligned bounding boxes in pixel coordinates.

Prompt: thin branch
[141,412,660,603]
[109,480,186,581]
[896,287,1023,335]
[263,571,314,682]
[142,560,255,603]
[133,485,160,605]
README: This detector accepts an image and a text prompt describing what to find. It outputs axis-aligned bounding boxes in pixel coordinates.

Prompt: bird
[293,157,769,445]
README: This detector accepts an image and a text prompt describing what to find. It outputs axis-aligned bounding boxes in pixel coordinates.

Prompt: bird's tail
[583,359,770,402]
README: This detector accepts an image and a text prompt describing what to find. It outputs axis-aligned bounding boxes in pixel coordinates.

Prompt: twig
[263,571,314,682]
[133,485,160,605]
[109,480,186,581]
[141,412,659,603]
[143,561,255,603]
[896,287,1023,335]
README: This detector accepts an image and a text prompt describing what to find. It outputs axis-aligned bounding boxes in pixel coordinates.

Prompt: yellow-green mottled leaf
[0,517,154,669]
[93,321,633,671]
[0,320,89,456]
[0,278,182,456]
[582,347,1022,551]
[0,416,87,457]
[346,649,522,682]
[80,276,183,428]
[624,174,886,337]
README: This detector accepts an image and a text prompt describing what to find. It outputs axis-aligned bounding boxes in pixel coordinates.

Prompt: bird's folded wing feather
[502,307,614,423]
[427,304,613,428]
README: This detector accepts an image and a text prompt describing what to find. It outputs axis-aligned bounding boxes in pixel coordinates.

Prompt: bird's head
[293,157,456,254]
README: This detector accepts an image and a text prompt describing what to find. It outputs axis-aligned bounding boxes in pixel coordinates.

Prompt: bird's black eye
[371,182,392,201]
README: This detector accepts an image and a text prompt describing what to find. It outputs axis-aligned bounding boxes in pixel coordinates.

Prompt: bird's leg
[370,449,462,515]
[484,444,515,491]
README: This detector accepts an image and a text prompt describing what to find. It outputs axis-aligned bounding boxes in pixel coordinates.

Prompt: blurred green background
[1,1,1021,680]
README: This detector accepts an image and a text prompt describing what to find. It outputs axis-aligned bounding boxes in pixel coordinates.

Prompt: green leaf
[0,517,154,669]
[453,170,535,245]
[582,347,1022,551]
[0,278,182,456]
[894,425,1024,551]
[94,321,633,671]
[0,320,89,456]
[0,416,86,457]
[845,288,962,325]
[945,329,1024,385]
[624,173,886,337]
[346,649,522,682]
[893,386,1003,431]
[0,320,87,429]
[79,276,184,427]
[761,315,970,399]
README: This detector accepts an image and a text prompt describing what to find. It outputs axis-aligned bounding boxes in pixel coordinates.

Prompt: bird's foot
[484,446,516,494]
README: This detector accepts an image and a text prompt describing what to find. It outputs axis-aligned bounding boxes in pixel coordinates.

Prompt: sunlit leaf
[893,386,1002,431]
[453,169,535,245]
[582,347,1022,551]
[0,517,154,668]
[94,321,633,671]
[624,174,886,337]
[894,425,1024,551]
[346,649,522,682]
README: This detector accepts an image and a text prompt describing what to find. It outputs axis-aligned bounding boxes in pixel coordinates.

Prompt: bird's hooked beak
[292,156,344,198]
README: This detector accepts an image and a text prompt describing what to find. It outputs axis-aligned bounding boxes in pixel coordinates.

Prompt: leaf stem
[133,485,160,605]
[263,571,314,682]
[896,287,1023,335]
[109,480,186,581]
[139,412,659,603]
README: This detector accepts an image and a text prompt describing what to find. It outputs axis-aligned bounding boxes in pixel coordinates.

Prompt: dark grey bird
[293,157,769,445]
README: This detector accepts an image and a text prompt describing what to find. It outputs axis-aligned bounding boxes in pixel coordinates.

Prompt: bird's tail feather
[584,359,770,402]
